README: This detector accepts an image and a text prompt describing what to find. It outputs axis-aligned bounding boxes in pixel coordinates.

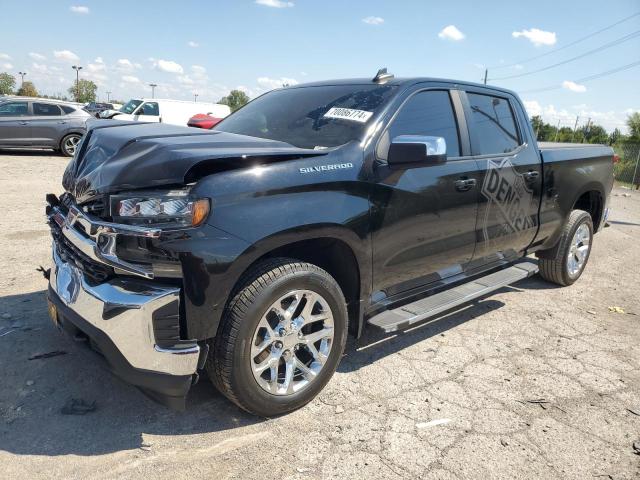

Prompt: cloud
[87,60,106,73]
[29,52,46,61]
[70,5,89,14]
[187,41,199,48]
[362,16,384,26]
[191,65,206,74]
[177,75,194,85]
[32,62,49,73]
[255,0,294,8]
[154,59,184,74]
[438,25,465,41]
[121,75,140,84]
[257,76,299,90]
[53,50,80,62]
[115,58,141,71]
[2,63,13,70]
[0,53,11,60]
[512,28,556,46]
[562,80,587,93]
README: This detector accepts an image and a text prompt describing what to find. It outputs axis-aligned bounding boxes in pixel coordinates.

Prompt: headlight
[110,190,210,228]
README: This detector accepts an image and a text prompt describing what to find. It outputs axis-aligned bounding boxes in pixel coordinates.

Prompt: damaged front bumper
[46,195,204,409]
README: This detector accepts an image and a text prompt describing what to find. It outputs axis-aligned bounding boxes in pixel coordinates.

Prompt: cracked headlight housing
[110,190,210,228]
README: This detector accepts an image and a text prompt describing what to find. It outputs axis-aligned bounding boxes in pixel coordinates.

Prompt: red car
[187,113,224,129]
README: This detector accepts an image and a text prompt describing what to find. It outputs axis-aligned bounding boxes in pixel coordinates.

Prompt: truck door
[371,89,480,298]
[461,89,542,267]
[133,102,161,123]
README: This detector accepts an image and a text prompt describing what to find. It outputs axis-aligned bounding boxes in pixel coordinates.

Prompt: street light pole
[18,71,27,85]
[106,91,112,102]
[149,83,157,99]
[71,65,83,102]
[194,93,198,102]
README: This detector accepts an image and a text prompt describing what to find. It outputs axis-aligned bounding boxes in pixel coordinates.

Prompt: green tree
[218,89,250,112]
[0,72,16,95]
[17,81,38,97]
[584,124,608,144]
[626,112,640,141]
[68,79,97,103]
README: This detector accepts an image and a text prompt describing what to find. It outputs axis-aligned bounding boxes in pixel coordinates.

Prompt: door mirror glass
[387,135,447,165]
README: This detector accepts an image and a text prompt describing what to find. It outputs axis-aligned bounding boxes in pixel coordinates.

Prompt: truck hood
[63,121,327,203]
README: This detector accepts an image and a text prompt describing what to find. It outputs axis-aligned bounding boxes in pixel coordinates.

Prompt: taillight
[613,154,620,163]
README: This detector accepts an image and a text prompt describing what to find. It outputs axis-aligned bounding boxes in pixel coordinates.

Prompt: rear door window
[33,103,63,116]
[466,93,520,155]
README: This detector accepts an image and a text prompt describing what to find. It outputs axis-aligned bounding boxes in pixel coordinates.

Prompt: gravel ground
[1,152,639,480]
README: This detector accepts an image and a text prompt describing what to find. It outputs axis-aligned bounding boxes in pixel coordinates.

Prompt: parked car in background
[187,113,225,129]
[99,98,231,127]
[83,102,114,117]
[0,99,91,156]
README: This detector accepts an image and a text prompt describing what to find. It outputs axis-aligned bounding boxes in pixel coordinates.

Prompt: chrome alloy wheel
[250,290,335,396]
[63,135,81,156]
[567,223,591,277]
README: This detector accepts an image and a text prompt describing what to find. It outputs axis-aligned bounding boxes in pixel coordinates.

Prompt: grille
[51,223,114,284]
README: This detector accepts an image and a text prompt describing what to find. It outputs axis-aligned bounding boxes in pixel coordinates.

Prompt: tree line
[0,71,98,103]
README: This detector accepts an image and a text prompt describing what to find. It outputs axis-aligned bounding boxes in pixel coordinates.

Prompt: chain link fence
[613,142,640,189]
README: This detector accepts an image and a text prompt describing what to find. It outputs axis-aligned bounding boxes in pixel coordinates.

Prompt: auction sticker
[323,107,373,123]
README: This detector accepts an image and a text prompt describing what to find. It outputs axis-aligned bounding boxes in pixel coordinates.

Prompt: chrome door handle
[19,121,29,125]
[523,170,539,181]
[454,178,477,191]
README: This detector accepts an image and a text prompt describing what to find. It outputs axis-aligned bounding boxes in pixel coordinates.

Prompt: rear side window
[61,105,76,114]
[466,93,519,155]
[34,103,63,116]
[0,101,28,116]
[378,90,461,159]
[139,102,159,116]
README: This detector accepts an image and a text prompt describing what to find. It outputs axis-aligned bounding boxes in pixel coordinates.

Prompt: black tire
[207,258,348,416]
[60,133,82,157]
[537,209,593,286]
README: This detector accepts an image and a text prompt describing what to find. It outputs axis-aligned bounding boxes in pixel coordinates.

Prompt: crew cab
[45,71,613,415]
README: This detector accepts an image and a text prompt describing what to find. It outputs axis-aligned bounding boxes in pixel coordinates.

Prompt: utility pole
[149,83,157,99]
[483,69,488,85]
[71,65,83,102]
[106,91,112,102]
[583,117,592,143]
[17,71,27,85]
[571,115,579,143]
[194,93,198,102]
[554,119,560,142]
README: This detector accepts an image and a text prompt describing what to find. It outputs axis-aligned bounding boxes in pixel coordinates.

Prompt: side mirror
[387,135,447,165]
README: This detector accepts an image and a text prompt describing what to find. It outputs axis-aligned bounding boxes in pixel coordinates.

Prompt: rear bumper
[48,247,201,409]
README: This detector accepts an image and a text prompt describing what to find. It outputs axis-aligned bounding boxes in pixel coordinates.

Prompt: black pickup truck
[45,70,614,415]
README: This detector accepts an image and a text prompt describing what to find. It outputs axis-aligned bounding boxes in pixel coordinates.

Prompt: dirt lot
[1,152,639,480]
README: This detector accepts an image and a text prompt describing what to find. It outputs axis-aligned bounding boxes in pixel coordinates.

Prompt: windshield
[119,99,142,114]
[214,85,397,149]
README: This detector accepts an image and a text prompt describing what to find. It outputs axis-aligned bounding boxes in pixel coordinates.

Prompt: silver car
[0,99,92,156]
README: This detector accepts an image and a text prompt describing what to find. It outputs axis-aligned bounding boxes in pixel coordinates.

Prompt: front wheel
[537,209,593,286]
[207,258,348,416]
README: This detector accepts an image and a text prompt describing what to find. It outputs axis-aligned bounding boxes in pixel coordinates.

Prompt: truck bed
[538,142,613,163]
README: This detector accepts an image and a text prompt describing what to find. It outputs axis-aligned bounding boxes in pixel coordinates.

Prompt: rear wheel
[60,133,82,157]
[537,209,593,286]
[207,258,348,416]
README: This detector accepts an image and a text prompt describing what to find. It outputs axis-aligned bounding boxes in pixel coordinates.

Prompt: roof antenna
[372,68,394,83]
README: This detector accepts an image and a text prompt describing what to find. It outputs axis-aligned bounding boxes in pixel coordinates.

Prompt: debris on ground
[627,408,640,417]
[587,310,597,315]
[416,418,452,428]
[61,398,96,415]
[518,398,551,410]
[500,438,509,447]
[28,350,67,360]
[608,306,625,314]
[633,441,640,455]
[335,405,344,414]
